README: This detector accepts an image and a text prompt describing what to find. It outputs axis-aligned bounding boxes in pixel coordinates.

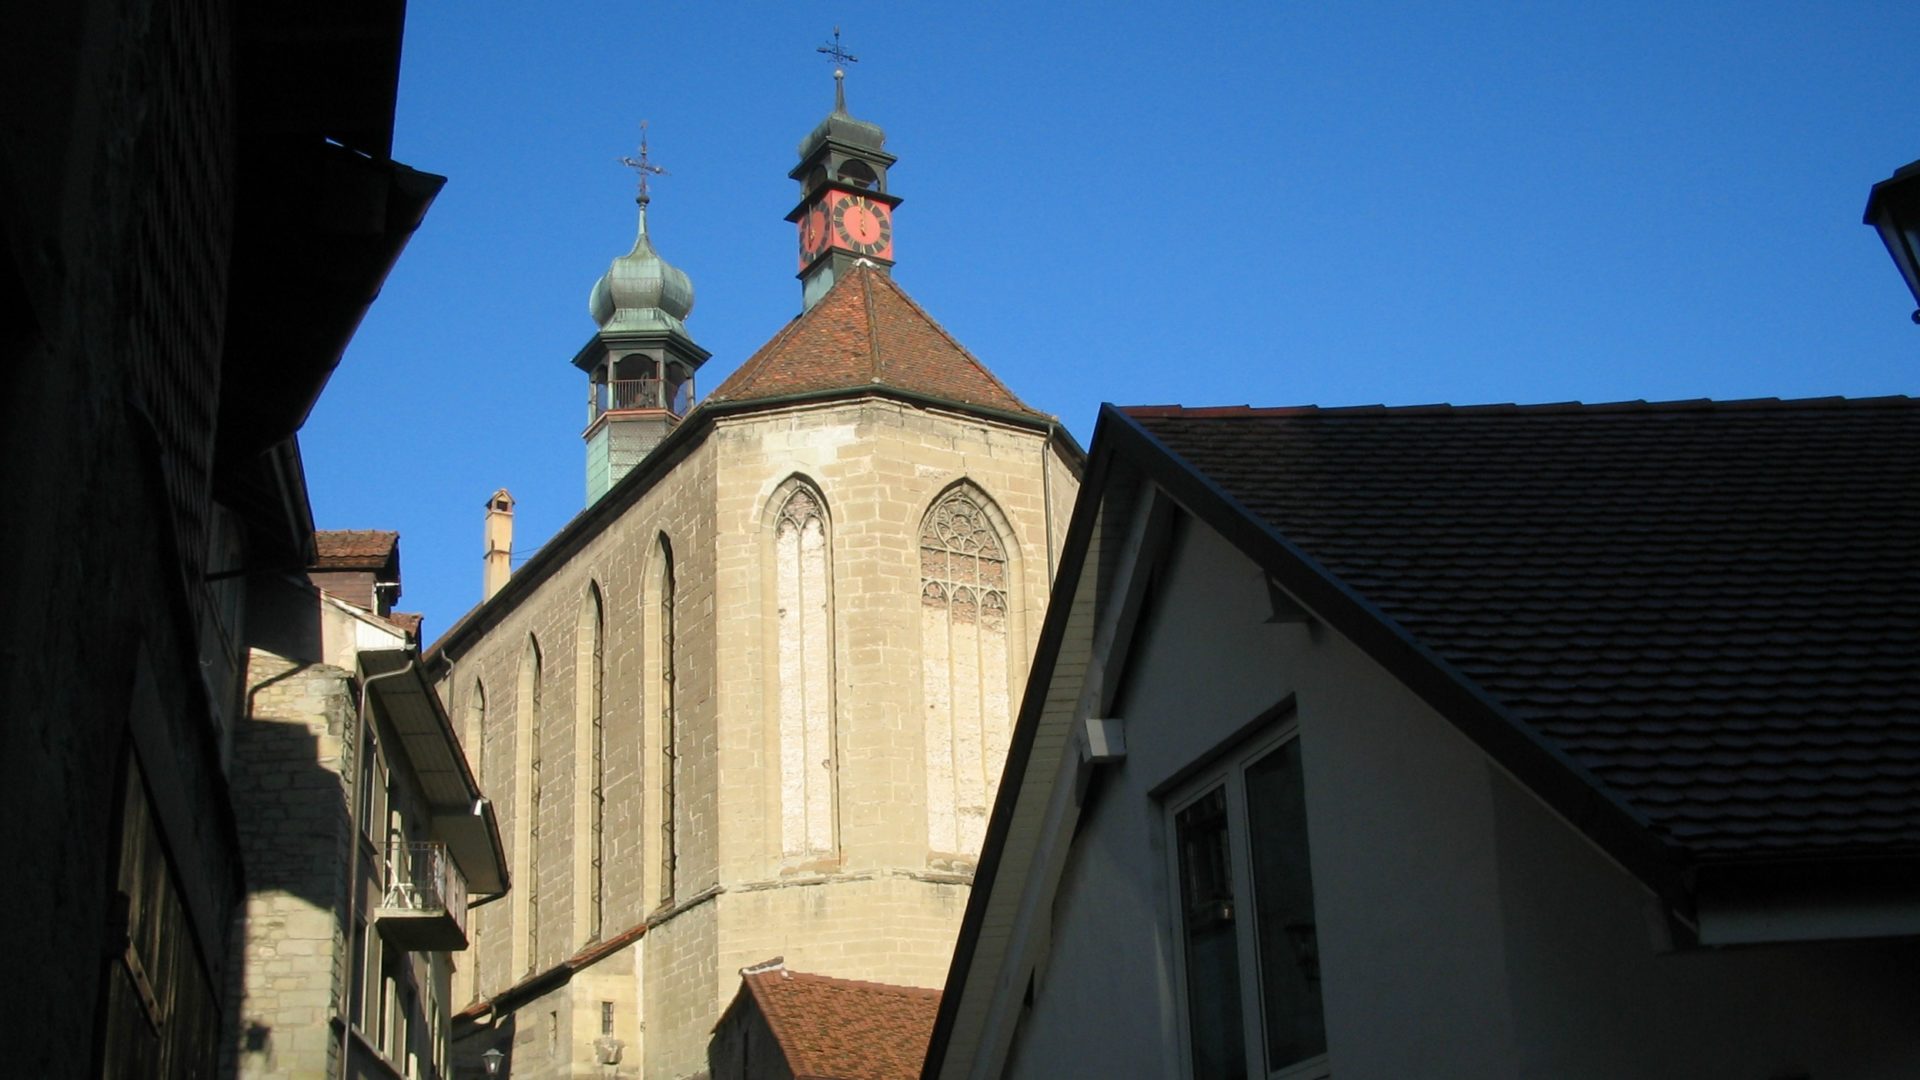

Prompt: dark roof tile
[1128,396,1920,862]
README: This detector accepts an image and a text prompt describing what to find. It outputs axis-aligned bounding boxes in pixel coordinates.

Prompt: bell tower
[576,123,710,505]
[787,33,901,310]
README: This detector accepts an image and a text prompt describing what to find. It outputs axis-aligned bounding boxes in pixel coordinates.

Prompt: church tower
[787,61,900,310]
[577,127,710,504]
[437,55,1081,1080]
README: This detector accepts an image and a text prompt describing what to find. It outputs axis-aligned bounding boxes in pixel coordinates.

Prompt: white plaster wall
[1002,511,1920,1080]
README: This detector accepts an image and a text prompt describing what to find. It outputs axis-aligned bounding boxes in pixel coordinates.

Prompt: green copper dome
[589,205,694,336]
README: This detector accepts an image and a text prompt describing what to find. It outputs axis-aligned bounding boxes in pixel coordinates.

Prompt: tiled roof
[387,611,423,639]
[705,265,1045,420]
[738,964,941,1080]
[312,529,398,569]
[1125,397,1920,863]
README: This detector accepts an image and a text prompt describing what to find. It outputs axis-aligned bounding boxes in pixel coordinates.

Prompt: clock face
[830,193,893,259]
[797,206,829,269]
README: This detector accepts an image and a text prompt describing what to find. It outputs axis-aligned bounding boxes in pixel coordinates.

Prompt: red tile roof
[312,529,398,569]
[706,265,1044,421]
[1124,396,1920,863]
[736,963,941,1080]
[386,611,423,639]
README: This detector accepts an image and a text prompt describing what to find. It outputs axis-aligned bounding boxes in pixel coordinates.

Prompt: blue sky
[301,1,1920,642]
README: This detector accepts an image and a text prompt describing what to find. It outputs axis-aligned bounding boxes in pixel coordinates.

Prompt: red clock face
[797,206,829,269]
[829,193,892,260]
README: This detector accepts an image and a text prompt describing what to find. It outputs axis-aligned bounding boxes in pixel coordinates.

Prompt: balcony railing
[374,841,468,951]
[590,377,693,421]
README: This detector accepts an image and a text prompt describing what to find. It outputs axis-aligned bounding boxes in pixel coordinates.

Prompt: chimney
[484,489,515,600]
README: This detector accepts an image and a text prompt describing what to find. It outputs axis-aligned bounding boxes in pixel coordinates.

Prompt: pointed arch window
[773,481,836,858]
[653,538,678,905]
[575,584,607,941]
[514,636,545,973]
[920,484,1015,858]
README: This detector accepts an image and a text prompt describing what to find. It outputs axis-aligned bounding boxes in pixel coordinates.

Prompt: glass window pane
[1244,740,1326,1069]
[1176,786,1248,1080]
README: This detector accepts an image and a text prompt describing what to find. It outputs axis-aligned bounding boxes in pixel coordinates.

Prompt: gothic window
[920,484,1015,858]
[515,635,544,972]
[575,584,606,940]
[772,481,835,858]
[465,679,487,782]
[653,537,678,904]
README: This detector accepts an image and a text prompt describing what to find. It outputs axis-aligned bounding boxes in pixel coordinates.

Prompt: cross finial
[817,26,857,111]
[616,120,667,207]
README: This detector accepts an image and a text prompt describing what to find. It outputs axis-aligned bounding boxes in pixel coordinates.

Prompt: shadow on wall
[452,1010,518,1079]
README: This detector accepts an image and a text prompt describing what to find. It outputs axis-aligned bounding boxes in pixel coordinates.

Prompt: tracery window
[773,482,835,857]
[920,484,1014,857]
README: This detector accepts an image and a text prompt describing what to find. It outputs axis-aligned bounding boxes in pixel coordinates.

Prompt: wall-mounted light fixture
[1863,158,1920,324]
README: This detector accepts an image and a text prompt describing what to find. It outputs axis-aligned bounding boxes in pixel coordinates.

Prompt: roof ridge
[1122,394,1919,420]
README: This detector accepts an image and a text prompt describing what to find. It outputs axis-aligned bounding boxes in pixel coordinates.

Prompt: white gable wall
[997,510,1920,1079]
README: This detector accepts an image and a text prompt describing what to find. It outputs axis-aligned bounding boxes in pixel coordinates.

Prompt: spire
[591,122,694,334]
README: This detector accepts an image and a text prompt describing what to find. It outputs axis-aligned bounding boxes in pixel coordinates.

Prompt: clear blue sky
[301,0,1920,643]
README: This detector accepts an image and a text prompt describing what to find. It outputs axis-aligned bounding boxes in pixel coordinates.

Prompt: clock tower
[787,66,901,310]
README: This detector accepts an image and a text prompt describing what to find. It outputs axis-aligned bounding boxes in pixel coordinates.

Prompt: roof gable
[706,265,1044,421]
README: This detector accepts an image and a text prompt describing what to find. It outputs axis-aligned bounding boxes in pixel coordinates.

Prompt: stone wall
[442,396,1077,1078]
[226,650,355,1077]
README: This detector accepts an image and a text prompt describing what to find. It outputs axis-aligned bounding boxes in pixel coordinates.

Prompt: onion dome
[588,202,695,336]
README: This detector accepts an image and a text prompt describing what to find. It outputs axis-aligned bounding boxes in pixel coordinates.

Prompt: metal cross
[816,26,858,71]
[617,121,667,205]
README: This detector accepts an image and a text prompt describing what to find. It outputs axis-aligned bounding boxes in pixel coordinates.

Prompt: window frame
[1163,719,1329,1080]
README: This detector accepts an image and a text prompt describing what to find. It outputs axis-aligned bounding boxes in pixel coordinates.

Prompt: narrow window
[920,484,1014,858]
[601,1000,616,1037]
[576,584,607,940]
[514,636,544,973]
[655,538,678,904]
[774,482,835,857]
[1168,728,1326,1080]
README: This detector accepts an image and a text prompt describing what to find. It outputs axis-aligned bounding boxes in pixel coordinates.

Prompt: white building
[928,397,1920,1080]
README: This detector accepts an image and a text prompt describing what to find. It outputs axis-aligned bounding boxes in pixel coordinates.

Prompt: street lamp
[1863,158,1920,324]
[480,1047,506,1077]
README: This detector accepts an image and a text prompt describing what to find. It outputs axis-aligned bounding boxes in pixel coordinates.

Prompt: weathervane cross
[816,25,858,71]
[617,120,667,206]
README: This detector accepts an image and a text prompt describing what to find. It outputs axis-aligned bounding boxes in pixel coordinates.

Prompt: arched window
[652,538,678,904]
[920,484,1016,858]
[837,159,878,190]
[575,584,606,941]
[465,679,487,784]
[771,480,835,858]
[514,635,544,973]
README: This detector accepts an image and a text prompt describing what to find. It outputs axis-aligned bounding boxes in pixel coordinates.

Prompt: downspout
[337,657,418,1080]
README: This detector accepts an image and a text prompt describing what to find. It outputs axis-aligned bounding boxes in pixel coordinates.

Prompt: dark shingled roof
[734,964,941,1080]
[313,529,399,569]
[706,265,1044,421]
[1125,397,1920,863]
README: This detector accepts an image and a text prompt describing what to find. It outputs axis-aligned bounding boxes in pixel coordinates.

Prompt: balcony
[590,377,692,421]
[374,841,468,951]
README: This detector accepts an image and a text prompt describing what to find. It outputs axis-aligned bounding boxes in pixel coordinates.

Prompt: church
[428,69,1081,1078]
